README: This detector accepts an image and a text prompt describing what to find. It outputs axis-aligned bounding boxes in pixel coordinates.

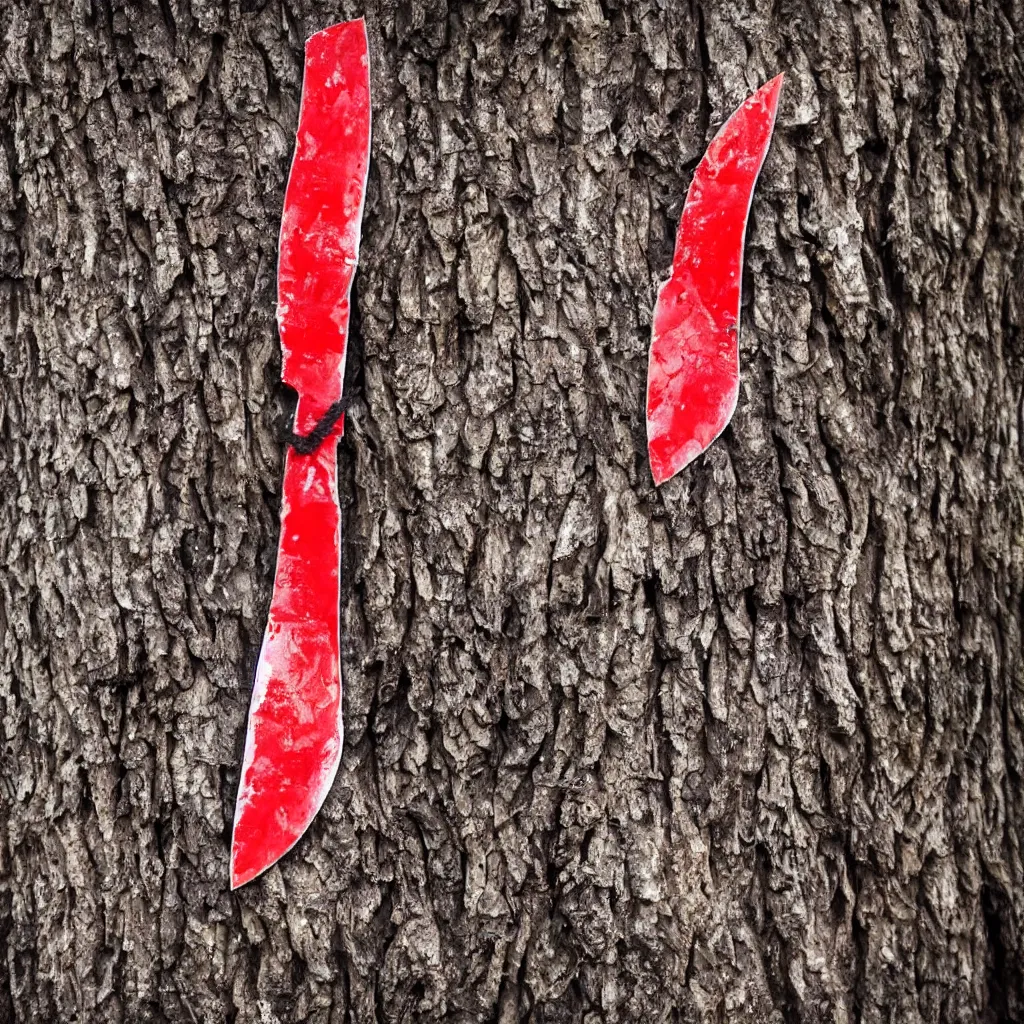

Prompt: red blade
[646,75,783,485]
[230,20,370,890]
[278,19,371,427]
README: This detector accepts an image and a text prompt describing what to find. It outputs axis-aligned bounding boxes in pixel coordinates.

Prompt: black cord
[286,397,348,455]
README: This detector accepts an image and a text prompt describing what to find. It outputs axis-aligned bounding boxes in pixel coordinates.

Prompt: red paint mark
[646,75,783,485]
[230,19,371,890]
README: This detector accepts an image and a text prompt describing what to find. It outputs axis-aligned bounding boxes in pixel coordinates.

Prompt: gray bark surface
[1,0,1023,1021]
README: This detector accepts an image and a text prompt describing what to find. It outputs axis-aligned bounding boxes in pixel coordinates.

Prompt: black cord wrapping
[286,396,349,455]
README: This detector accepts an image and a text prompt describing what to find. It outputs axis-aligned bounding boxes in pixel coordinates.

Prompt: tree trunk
[2,0,1023,1021]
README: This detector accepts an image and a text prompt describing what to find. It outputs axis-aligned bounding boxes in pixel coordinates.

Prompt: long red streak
[646,75,783,485]
[230,19,371,889]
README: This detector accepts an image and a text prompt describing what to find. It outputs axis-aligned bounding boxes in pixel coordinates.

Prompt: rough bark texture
[2,0,1023,1021]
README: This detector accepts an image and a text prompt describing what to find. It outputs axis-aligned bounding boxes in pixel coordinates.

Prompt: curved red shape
[646,75,783,485]
[230,19,370,890]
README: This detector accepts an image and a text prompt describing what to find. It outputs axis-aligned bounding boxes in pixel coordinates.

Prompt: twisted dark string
[286,397,348,455]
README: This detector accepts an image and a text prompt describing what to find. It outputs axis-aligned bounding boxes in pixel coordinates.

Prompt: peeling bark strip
[231,20,370,890]
[1,1,1024,1022]
[646,75,782,484]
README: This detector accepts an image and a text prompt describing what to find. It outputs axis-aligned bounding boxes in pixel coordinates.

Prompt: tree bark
[1,0,1023,1021]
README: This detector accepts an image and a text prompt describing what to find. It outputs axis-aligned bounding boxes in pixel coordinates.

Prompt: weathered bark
[1,0,1023,1020]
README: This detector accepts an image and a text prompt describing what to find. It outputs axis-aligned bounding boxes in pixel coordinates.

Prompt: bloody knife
[230,19,371,889]
[646,75,783,485]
